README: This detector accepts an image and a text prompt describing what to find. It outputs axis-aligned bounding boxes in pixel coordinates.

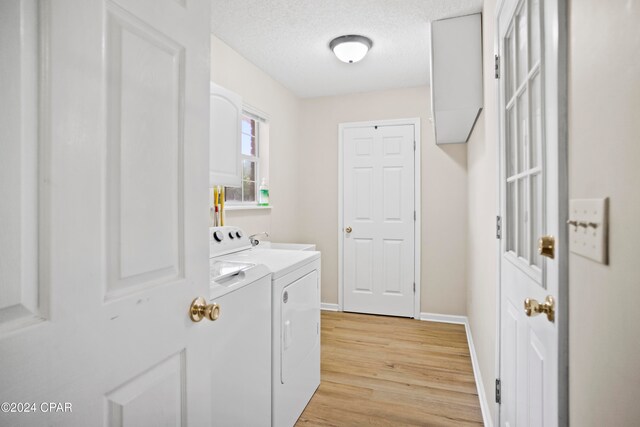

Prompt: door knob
[538,235,555,259]
[524,295,555,322]
[189,297,221,322]
[345,226,352,234]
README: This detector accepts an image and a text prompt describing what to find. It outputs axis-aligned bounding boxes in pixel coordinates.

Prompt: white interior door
[497,0,566,425]
[342,124,416,317]
[0,0,212,425]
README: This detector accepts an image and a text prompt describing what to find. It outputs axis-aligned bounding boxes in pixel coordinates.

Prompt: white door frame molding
[337,118,421,319]
[493,0,569,425]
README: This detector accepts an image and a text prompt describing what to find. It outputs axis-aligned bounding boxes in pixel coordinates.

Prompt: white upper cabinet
[429,13,483,144]
[210,83,242,186]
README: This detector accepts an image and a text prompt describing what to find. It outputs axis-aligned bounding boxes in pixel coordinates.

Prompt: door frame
[493,0,569,425]
[337,118,421,319]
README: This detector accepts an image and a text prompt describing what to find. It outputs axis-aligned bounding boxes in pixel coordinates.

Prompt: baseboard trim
[465,322,493,427]
[419,312,467,325]
[420,312,493,427]
[320,303,340,312]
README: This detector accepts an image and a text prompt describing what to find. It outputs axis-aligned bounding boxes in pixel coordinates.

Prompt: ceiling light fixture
[329,35,373,64]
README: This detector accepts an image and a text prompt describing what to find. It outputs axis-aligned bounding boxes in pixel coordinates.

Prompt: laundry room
[2,0,640,426]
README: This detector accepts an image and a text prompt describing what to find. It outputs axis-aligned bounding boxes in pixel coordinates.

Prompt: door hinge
[494,54,500,79]
[495,379,501,404]
[496,215,502,239]
[413,140,416,151]
[414,210,416,221]
[413,282,416,293]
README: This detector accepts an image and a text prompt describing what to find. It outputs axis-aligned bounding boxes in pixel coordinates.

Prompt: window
[225,114,259,203]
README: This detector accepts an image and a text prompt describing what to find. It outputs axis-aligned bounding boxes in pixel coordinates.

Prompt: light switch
[568,198,608,264]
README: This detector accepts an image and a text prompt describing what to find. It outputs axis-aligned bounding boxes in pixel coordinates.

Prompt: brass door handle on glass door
[524,295,555,322]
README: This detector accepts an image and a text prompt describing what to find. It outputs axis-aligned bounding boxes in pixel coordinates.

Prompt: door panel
[498,0,565,425]
[354,167,374,220]
[105,352,186,426]
[382,239,402,294]
[343,124,415,317]
[354,239,374,293]
[106,2,185,297]
[0,0,212,425]
[0,0,43,332]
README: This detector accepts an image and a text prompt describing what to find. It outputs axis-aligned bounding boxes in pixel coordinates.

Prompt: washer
[209,256,272,425]
[209,226,321,427]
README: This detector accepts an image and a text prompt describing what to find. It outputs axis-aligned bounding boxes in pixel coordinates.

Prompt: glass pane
[517,90,529,173]
[530,73,541,168]
[225,186,242,202]
[529,0,541,67]
[531,173,542,268]
[518,177,529,261]
[517,7,528,86]
[507,106,517,177]
[505,33,515,101]
[242,180,255,202]
[507,181,516,252]
[241,133,256,156]
[241,117,255,136]
[242,159,255,182]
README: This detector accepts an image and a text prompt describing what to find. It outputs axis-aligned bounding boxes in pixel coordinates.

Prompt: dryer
[209,226,321,427]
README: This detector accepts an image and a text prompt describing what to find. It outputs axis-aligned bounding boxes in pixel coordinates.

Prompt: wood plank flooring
[296,311,483,427]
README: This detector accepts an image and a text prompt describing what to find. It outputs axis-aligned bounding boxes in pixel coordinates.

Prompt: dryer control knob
[228,232,235,239]
[236,231,243,238]
[213,230,224,242]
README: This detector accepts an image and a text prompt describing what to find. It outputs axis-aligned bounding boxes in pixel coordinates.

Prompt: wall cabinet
[429,13,483,144]
[210,83,242,186]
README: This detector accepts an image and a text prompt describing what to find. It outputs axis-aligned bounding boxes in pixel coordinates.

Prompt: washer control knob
[228,232,235,239]
[213,230,224,242]
[236,231,243,238]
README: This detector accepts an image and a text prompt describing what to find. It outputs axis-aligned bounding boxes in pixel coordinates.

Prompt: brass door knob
[524,295,555,322]
[538,235,555,259]
[189,297,221,322]
[345,226,352,234]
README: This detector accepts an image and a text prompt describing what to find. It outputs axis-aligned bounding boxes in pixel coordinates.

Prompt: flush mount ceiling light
[329,35,373,64]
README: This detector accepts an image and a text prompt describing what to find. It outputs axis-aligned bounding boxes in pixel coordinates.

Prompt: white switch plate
[568,198,608,264]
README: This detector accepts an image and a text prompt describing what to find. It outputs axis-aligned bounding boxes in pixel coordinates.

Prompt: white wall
[568,1,640,424]
[468,0,640,424]
[210,35,301,242]
[466,0,499,421]
[298,87,469,315]
[212,35,470,315]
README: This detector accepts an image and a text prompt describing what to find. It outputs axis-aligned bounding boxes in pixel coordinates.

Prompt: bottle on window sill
[258,178,270,206]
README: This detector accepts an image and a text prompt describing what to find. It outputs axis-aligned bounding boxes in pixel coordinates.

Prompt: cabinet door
[210,83,242,186]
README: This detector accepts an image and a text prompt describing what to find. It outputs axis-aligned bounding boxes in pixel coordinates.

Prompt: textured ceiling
[211,0,483,98]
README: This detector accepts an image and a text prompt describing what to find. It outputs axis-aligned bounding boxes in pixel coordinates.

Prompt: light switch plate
[568,198,608,264]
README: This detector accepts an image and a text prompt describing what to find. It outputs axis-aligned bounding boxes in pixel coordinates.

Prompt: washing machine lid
[216,248,320,280]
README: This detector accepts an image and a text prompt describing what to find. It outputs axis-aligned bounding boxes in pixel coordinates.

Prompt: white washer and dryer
[209,226,321,427]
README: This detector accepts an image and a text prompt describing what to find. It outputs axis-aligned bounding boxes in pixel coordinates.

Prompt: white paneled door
[342,124,416,317]
[498,0,567,425]
[0,0,212,426]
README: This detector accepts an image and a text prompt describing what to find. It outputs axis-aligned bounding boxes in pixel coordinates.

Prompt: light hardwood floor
[296,311,484,427]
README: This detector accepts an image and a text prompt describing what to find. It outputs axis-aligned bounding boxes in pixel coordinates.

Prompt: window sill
[224,205,272,211]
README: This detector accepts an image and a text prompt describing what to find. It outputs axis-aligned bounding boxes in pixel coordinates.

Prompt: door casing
[337,118,421,319]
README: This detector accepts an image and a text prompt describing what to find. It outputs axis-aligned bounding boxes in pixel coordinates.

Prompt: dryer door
[281,270,320,384]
